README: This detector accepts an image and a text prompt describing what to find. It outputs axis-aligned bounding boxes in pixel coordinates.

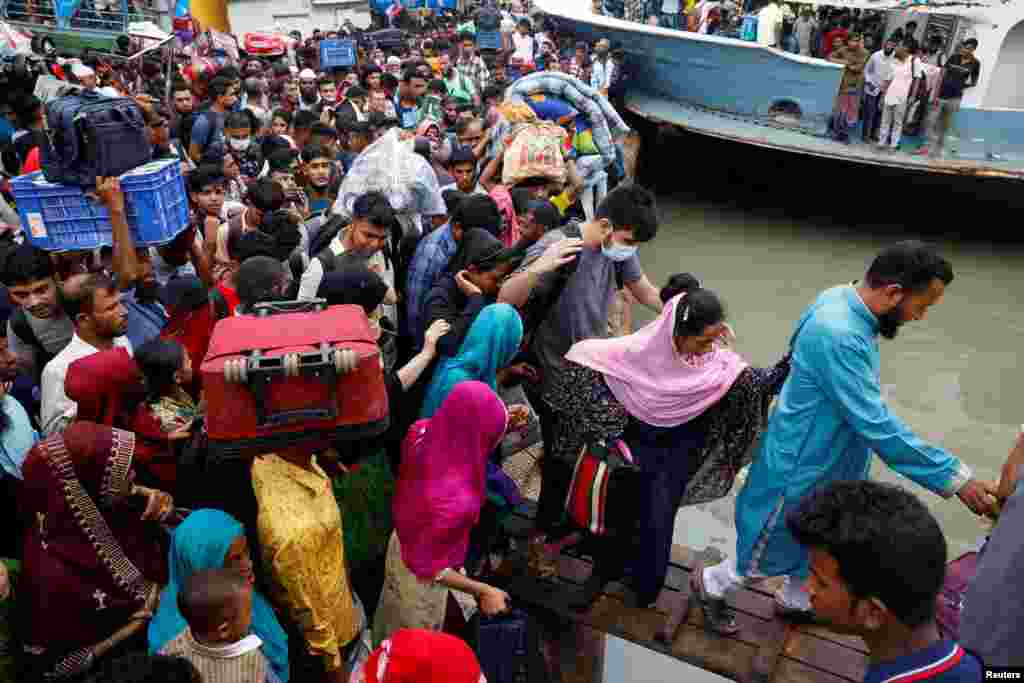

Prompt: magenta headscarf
[565,293,748,428]
[393,381,508,580]
[488,185,521,248]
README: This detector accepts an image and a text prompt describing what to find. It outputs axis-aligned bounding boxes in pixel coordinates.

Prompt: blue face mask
[602,238,637,262]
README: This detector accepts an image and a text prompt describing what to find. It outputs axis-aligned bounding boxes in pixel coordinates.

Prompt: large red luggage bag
[201,301,389,460]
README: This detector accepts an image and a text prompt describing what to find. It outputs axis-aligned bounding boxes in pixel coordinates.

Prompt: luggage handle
[252,298,329,316]
[223,343,377,427]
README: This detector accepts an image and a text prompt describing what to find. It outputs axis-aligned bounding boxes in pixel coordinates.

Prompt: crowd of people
[0,3,1016,683]
[594,0,981,157]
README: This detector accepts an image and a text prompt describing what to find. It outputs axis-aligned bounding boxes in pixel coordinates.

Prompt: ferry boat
[535,0,1024,182]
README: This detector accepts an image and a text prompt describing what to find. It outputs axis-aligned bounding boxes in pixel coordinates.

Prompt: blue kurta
[735,285,972,579]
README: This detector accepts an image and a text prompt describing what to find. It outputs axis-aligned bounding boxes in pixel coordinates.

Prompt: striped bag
[565,439,640,536]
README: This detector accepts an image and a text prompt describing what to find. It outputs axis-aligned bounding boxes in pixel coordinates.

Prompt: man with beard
[862,36,895,142]
[694,241,995,634]
[40,272,131,435]
[298,68,321,111]
[301,144,340,215]
[99,177,169,350]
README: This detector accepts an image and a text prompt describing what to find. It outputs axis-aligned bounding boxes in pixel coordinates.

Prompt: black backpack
[40,91,152,188]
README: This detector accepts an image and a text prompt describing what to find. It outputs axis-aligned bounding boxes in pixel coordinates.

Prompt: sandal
[689,563,740,636]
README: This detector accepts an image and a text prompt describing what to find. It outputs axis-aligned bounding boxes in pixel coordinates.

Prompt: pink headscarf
[393,381,508,580]
[488,185,521,248]
[565,293,748,428]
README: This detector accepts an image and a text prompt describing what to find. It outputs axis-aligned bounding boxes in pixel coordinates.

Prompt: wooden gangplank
[496,504,869,683]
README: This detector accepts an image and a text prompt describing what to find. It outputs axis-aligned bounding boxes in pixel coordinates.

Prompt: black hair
[293,110,318,131]
[510,188,533,216]
[13,94,42,129]
[301,143,332,164]
[381,73,399,91]
[171,78,191,95]
[271,109,293,126]
[208,76,234,100]
[596,183,659,243]
[187,165,226,194]
[236,256,285,309]
[528,200,560,232]
[673,286,725,338]
[428,79,447,94]
[352,191,395,228]
[310,122,338,141]
[178,568,247,636]
[2,244,54,287]
[448,145,476,167]
[135,338,185,401]
[267,148,299,172]
[864,241,954,293]
[59,273,116,321]
[232,231,279,264]
[262,210,302,260]
[442,189,468,214]
[245,178,286,213]
[199,145,227,168]
[482,84,505,102]
[218,65,241,83]
[84,652,200,683]
[787,481,946,628]
[317,76,335,90]
[459,31,475,43]
[402,67,426,83]
[661,272,701,303]
[451,194,502,238]
[224,110,253,130]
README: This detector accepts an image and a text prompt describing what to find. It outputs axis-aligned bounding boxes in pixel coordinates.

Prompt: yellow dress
[252,454,360,673]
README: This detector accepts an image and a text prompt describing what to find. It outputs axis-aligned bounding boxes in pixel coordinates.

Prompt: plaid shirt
[405,223,457,349]
[456,54,491,100]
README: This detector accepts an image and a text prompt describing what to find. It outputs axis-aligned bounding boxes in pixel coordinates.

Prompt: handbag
[564,438,640,536]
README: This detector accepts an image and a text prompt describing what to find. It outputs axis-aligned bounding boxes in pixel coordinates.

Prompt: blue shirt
[394,96,421,130]
[122,287,169,350]
[864,639,981,683]
[0,395,39,479]
[405,223,457,350]
[189,110,225,153]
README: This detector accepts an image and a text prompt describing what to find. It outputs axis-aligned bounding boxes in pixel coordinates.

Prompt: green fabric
[333,451,396,571]
[0,559,20,683]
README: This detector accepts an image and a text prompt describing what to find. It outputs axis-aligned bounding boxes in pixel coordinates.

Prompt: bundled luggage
[201,300,389,461]
[471,609,547,683]
[39,90,152,188]
[501,121,567,187]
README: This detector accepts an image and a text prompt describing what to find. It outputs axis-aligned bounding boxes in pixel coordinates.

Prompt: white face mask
[229,137,251,152]
[601,239,637,262]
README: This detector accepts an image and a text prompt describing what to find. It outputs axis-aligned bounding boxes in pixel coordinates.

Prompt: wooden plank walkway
[495,503,869,683]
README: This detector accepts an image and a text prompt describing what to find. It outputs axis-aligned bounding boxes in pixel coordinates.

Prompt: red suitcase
[201,301,389,460]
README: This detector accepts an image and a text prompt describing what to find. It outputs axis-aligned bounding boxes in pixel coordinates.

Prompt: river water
[630,129,1024,559]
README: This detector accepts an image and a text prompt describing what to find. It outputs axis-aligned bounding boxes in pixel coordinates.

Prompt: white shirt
[590,57,615,91]
[696,0,720,33]
[511,32,535,63]
[864,49,894,96]
[439,182,487,196]
[297,231,396,324]
[40,333,132,436]
[757,2,783,47]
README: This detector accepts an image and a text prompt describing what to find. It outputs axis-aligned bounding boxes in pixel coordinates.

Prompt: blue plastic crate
[320,39,356,69]
[11,159,190,252]
[477,30,502,51]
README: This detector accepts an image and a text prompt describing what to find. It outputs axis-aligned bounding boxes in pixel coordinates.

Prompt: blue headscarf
[147,509,290,682]
[421,303,524,419]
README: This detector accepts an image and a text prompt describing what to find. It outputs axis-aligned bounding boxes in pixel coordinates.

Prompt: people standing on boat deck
[920,39,980,159]
[828,32,870,143]
[660,0,682,30]
[822,17,851,58]
[590,40,615,97]
[787,482,983,683]
[862,37,896,143]
[793,7,817,56]
[548,284,790,609]
[695,0,722,35]
[694,242,995,634]
[756,0,784,48]
[878,41,916,151]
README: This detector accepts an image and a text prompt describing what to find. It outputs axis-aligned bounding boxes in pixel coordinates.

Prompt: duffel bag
[501,122,567,187]
[41,91,152,188]
[201,300,389,461]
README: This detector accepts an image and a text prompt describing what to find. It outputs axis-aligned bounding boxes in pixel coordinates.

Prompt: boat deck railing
[1,0,169,36]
